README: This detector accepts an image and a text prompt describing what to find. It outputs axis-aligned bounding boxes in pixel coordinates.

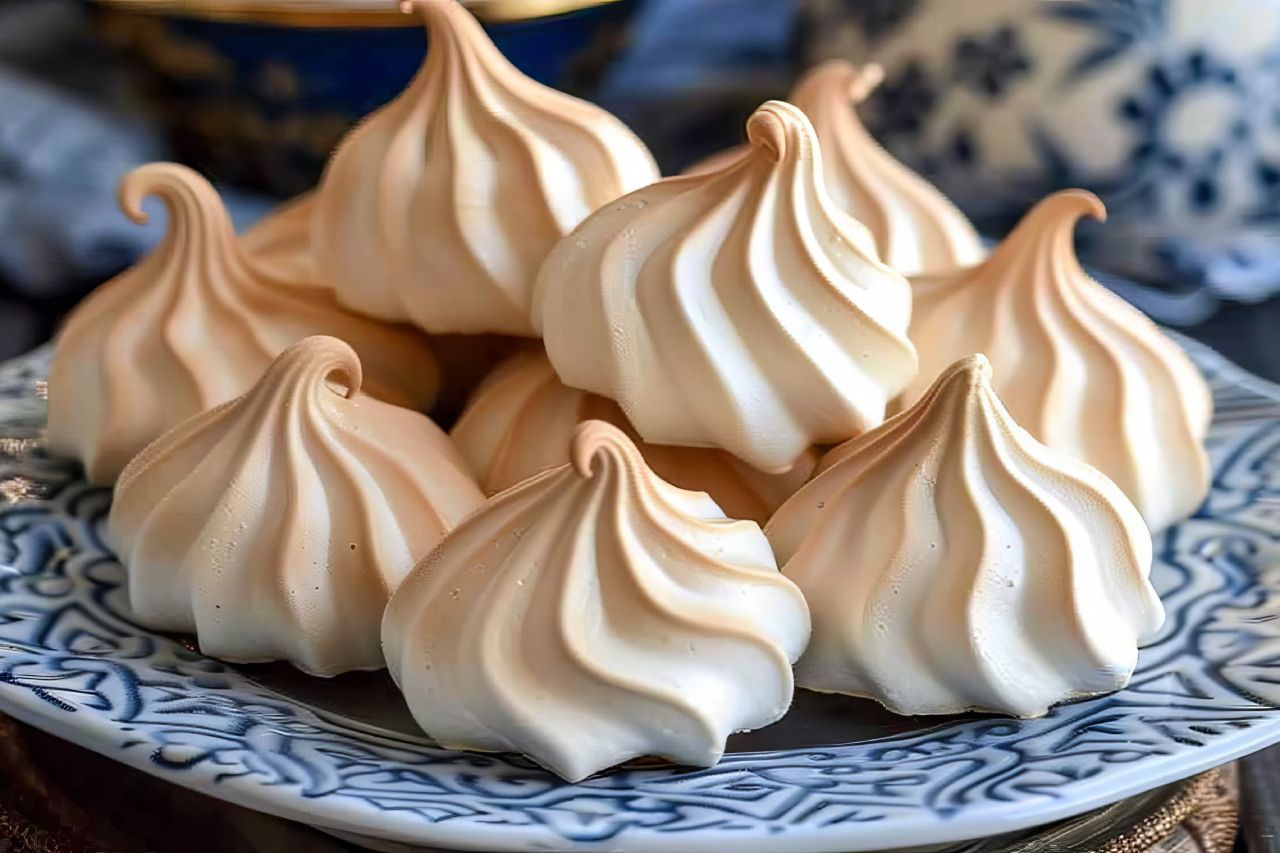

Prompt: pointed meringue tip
[747,101,805,162]
[570,420,637,478]
[118,161,211,226]
[848,63,885,103]
[961,352,993,379]
[939,353,993,387]
[1035,188,1108,225]
[275,335,364,400]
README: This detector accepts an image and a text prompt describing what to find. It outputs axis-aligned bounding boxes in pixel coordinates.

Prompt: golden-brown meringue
[902,190,1212,531]
[241,192,320,284]
[310,0,659,336]
[451,348,817,523]
[109,336,483,677]
[690,61,984,276]
[46,163,440,484]
[767,354,1164,718]
[536,100,918,473]
[382,420,810,781]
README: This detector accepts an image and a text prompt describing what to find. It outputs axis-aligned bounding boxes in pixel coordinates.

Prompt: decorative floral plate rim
[2,335,1280,853]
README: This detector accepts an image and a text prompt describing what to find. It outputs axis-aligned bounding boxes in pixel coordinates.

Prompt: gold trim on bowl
[93,0,623,26]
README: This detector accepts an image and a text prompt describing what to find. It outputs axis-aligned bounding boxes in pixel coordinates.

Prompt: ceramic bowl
[799,0,1280,310]
[4,333,1280,851]
[91,0,638,195]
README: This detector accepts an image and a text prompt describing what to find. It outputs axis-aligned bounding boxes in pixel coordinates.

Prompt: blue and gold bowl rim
[93,0,625,26]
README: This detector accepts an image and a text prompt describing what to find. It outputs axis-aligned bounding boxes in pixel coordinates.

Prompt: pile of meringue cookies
[44,0,1211,783]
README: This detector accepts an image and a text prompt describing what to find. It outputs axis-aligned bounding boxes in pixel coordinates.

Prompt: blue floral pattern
[871,60,937,138]
[2,341,1280,850]
[801,0,1280,316]
[952,26,1033,98]
[1046,0,1168,81]
[1113,52,1245,215]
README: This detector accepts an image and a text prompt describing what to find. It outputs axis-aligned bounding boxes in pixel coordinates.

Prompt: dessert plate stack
[1,1,1279,850]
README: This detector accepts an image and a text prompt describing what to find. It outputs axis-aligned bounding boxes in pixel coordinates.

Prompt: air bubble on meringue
[537,100,917,472]
[109,336,483,676]
[767,354,1164,718]
[902,189,1212,531]
[382,420,810,781]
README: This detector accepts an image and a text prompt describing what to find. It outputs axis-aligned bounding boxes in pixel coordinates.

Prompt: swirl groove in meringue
[902,190,1212,531]
[109,336,483,676]
[767,355,1164,718]
[692,61,983,276]
[310,0,659,336]
[536,100,918,472]
[451,348,818,523]
[382,420,811,781]
[47,163,440,484]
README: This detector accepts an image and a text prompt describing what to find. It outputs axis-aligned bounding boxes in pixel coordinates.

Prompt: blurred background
[2,0,1279,377]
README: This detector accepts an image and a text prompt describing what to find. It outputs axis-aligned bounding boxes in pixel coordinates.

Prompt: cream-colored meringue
[310,0,659,336]
[382,420,811,781]
[451,348,817,523]
[903,190,1212,531]
[536,100,918,472]
[109,336,483,677]
[691,62,983,277]
[47,163,440,485]
[241,192,320,284]
[767,354,1164,718]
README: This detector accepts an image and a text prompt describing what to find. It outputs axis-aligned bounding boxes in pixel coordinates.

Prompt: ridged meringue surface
[903,190,1212,530]
[47,163,440,484]
[109,336,483,676]
[310,0,659,336]
[692,62,983,276]
[451,348,817,523]
[241,192,321,284]
[382,420,811,781]
[536,100,918,472]
[767,354,1164,718]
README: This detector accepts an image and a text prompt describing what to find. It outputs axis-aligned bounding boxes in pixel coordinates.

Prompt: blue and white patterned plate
[2,338,1280,852]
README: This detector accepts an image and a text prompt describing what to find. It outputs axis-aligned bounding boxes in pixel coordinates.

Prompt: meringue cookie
[382,420,811,781]
[241,192,320,284]
[767,354,1164,718]
[109,336,483,677]
[691,62,983,276]
[451,348,817,523]
[47,163,440,484]
[902,190,1212,531]
[536,100,918,472]
[311,0,659,336]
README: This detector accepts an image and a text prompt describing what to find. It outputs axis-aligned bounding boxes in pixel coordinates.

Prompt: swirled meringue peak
[382,420,811,781]
[691,62,983,276]
[537,100,918,472]
[451,348,818,523]
[767,354,1164,718]
[47,163,440,485]
[310,0,659,336]
[241,192,321,284]
[903,190,1213,531]
[109,336,483,677]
